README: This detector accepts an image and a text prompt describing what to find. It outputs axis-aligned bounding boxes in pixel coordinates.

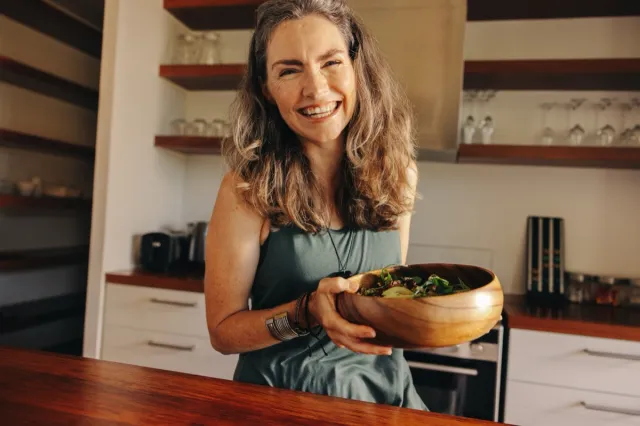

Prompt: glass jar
[565,273,596,304]
[199,31,222,65]
[595,276,630,306]
[174,33,196,64]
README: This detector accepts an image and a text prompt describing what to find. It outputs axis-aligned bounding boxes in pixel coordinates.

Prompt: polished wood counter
[106,269,204,293]
[0,347,504,425]
[503,294,640,342]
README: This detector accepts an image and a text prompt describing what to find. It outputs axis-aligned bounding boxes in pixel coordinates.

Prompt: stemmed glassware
[461,90,497,144]
[539,102,556,145]
[565,98,586,146]
[593,97,616,146]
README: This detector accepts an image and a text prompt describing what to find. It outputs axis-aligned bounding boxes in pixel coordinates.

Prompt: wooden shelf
[0,56,99,111]
[4,0,102,58]
[0,246,89,272]
[159,64,245,91]
[0,129,95,160]
[164,0,264,30]
[155,136,223,154]
[106,269,204,293]
[0,194,92,211]
[464,59,640,91]
[457,144,640,169]
[468,0,640,21]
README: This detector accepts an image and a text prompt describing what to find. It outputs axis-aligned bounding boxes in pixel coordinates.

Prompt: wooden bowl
[336,263,504,348]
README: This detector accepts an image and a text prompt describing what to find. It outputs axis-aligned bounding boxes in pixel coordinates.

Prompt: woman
[204,0,426,410]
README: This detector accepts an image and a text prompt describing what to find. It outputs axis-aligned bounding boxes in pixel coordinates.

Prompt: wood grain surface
[503,294,640,342]
[337,264,504,348]
[0,347,506,425]
[105,269,204,293]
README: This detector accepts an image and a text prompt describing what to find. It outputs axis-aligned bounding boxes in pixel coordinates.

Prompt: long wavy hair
[223,0,417,234]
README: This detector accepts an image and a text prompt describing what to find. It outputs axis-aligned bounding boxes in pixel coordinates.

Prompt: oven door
[403,329,503,422]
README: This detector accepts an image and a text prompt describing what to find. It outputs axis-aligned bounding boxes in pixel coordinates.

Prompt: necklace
[326,227,354,279]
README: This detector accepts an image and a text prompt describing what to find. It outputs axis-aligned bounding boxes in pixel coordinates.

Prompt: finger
[337,335,393,356]
[325,315,376,339]
[318,277,359,294]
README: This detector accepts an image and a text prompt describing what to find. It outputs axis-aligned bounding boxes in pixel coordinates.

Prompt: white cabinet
[101,283,238,381]
[505,329,640,426]
[506,381,640,426]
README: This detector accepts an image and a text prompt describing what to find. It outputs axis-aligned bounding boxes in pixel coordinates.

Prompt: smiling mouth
[298,101,341,119]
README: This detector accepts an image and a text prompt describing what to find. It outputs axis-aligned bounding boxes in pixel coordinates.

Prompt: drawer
[104,283,209,338]
[505,380,640,426]
[508,329,640,397]
[101,324,238,381]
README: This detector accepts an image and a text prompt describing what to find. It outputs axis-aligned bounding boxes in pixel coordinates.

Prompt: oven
[403,324,505,422]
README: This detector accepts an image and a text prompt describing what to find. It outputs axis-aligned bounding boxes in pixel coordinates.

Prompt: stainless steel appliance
[188,221,208,264]
[403,323,505,422]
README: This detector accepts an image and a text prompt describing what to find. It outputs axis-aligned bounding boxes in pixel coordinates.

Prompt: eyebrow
[271,48,346,70]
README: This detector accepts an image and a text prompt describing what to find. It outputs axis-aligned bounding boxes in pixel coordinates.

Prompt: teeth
[301,102,337,117]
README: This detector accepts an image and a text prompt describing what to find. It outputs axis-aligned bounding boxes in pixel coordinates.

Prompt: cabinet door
[102,324,238,381]
[347,0,466,155]
[508,329,640,397]
[505,380,640,426]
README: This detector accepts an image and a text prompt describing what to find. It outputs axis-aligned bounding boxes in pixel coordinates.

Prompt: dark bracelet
[292,293,310,336]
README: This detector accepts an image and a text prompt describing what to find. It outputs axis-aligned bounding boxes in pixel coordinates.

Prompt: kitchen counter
[0,347,504,425]
[503,294,640,342]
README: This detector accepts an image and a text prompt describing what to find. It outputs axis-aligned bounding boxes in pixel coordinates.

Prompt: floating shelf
[0,246,89,272]
[159,64,245,91]
[463,59,640,91]
[106,269,204,293]
[468,0,640,21]
[0,56,99,111]
[457,144,640,169]
[155,136,223,154]
[164,0,264,30]
[4,0,102,58]
[0,128,95,160]
[0,194,92,211]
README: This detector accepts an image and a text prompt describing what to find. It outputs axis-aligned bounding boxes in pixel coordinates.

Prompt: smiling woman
[204,0,425,411]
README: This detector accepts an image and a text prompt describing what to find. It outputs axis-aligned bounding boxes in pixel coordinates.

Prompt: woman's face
[264,14,357,148]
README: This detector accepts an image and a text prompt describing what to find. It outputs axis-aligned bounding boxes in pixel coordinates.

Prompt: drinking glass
[539,102,556,145]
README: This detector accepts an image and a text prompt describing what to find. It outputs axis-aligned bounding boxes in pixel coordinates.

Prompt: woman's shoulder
[213,172,266,229]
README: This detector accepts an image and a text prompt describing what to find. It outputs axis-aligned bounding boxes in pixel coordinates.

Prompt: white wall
[83,0,188,357]
[179,15,640,296]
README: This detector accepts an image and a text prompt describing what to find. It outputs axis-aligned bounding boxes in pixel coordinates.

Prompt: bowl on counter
[336,263,504,348]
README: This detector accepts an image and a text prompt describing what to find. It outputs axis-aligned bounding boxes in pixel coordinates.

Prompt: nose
[302,68,329,99]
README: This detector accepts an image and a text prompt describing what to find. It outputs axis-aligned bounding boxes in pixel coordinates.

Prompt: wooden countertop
[106,268,204,293]
[0,347,503,425]
[503,294,640,342]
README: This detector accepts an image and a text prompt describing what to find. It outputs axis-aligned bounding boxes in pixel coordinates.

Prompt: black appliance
[139,232,189,273]
[403,323,505,422]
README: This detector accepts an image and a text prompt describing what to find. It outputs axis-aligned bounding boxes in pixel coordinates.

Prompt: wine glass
[478,90,497,144]
[461,90,478,144]
[539,102,556,145]
[565,98,586,146]
[594,97,616,146]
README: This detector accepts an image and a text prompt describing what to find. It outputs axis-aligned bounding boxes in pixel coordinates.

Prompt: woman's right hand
[309,277,393,356]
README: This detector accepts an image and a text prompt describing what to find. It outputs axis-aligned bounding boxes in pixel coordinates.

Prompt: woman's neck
[302,135,345,223]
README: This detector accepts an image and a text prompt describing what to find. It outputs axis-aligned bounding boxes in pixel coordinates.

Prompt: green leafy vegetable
[357,268,471,299]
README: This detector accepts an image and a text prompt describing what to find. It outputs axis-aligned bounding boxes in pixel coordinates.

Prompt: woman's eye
[279,69,297,77]
[325,60,341,67]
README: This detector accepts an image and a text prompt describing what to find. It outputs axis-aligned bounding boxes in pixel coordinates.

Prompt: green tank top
[232,225,428,410]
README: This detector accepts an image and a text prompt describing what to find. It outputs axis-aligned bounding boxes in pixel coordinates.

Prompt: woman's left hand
[309,276,393,356]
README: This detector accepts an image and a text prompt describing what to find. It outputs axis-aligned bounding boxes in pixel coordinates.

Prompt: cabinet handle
[147,340,195,352]
[584,348,640,361]
[581,401,640,416]
[149,298,197,308]
[406,361,478,376]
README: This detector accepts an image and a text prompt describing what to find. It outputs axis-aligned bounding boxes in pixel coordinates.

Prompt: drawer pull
[406,361,478,376]
[584,349,640,362]
[581,401,640,416]
[147,340,195,351]
[150,298,197,308]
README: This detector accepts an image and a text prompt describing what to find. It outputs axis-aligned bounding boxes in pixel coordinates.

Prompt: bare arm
[397,161,418,264]
[204,173,386,355]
